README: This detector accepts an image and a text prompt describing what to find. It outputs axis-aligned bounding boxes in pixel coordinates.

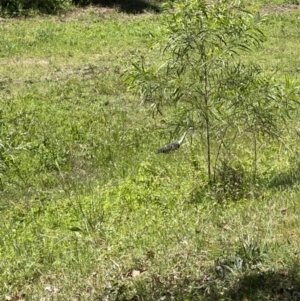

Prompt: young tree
[125,0,292,185]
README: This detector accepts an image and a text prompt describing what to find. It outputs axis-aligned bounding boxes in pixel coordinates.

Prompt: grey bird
[156,127,193,154]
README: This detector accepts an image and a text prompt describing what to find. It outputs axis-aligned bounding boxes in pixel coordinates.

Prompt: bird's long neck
[178,129,189,145]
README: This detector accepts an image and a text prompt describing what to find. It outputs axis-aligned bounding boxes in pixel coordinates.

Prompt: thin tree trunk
[206,111,211,184]
[253,131,257,181]
[204,66,211,184]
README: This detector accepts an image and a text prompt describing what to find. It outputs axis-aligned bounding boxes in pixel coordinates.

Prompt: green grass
[247,12,300,79]
[1,2,300,300]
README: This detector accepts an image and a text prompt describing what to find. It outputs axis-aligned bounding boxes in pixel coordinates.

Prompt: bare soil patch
[58,6,117,22]
[260,4,300,15]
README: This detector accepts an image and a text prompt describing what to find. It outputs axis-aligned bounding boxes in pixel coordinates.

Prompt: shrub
[0,0,72,16]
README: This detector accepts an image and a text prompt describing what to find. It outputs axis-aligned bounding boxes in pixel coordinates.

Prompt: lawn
[1,1,300,300]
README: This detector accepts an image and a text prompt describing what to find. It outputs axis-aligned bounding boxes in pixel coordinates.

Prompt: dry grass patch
[260,3,300,14]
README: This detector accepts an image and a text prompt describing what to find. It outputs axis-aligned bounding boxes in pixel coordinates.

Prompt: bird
[156,127,193,154]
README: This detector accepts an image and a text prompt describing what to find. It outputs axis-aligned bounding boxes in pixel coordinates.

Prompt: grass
[1,2,300,300]
[249,11,300,79]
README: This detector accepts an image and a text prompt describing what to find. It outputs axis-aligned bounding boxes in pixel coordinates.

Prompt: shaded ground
[97,268,300,300]
[225,271,300,300]
[76,0,161,13]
